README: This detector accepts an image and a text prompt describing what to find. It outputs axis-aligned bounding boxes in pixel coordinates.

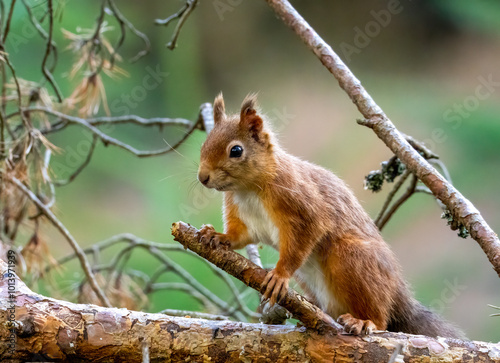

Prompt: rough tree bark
[2,258,500,362]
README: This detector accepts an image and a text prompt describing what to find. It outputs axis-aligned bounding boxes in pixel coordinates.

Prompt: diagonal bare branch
[374,169,411,228]
[5,175,111,307]
[377,173,418,231]
[264,0,500,278]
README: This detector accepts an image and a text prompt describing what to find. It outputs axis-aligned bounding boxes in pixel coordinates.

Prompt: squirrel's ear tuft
[240,93,258,117]
[213,92,225,124]
[240,93,263,142]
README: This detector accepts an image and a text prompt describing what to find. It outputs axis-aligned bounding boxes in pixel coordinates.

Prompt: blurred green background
[9,0,500,341]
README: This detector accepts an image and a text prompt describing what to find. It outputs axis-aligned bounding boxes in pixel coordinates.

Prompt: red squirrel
[197,93,464,338]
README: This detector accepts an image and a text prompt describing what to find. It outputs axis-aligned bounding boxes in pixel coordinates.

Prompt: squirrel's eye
[229,145,243,158]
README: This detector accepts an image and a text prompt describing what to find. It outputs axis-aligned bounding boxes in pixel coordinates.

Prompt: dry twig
[374,169,411,228]
[48,233,258,321]
[377,174,418,230]
[41,0,62,102]
[155,0,199,50]
[106,0,151,63]
[5,176,111,307]
[18,107,199,158]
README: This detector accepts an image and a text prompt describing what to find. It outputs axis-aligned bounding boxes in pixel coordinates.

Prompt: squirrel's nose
[198,172,210,185]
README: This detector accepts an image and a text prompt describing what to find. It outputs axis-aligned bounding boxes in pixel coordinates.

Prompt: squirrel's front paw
[199,224,230,249]
[337,313,376,335]
[261,269,289,306]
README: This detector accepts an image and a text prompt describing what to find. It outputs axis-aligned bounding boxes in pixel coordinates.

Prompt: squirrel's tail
[388,286,466,339]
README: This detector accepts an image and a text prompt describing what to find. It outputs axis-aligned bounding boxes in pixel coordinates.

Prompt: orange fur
[197,94,464,338]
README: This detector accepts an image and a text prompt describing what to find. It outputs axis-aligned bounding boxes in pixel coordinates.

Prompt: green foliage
[431,0,500,33]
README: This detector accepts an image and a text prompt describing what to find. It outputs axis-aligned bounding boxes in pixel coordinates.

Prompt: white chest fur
[232,191,340,315]
[233,191,280,248]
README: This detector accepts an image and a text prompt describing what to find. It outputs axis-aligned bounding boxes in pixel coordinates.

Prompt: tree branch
[2,258,499,362]
[377,173,418,231]
[5,176,111,307]
[47,233,257,321]
[171,221,341,334]
[106,0,151,63]
[158,308,229,321]
[1,0,16,43]
[155,0,199,50]
[41,0,62,102]
[16,107,199,158]
[374,169,411,228]
[53,135,97,186]
[264,0,500,278]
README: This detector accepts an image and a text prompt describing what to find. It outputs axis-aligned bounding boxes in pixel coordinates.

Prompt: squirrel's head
[198,93,275,192]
